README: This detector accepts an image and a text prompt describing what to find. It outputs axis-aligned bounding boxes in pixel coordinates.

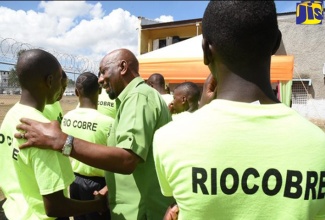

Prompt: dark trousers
[70,173,110,220]
[0,199,7,220]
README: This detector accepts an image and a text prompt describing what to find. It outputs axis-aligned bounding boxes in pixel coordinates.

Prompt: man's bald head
[147,73,167,94]
[102,48,139,75]
[147,73,165,86]
[99,48,140,99]
[16,49,61,89]
[172,82,201,113]
[175,82,201,104]
[147,73,165,91]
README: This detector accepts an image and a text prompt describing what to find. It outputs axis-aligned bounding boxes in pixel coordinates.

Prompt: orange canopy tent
[137,35,294,84]
[137,35,294,106]
[138,55,294,84]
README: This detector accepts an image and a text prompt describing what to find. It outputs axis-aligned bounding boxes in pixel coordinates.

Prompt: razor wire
[0,37,99,75]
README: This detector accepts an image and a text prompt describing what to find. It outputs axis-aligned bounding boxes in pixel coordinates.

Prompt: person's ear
[46,74,53,88]
[182,96,187,104]
[75,88,80,97]
[119,60,128,75]
[272,29,282,55]
[202,38,212,65]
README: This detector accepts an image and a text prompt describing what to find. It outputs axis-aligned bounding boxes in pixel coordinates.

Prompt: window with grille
[291,79,311,105]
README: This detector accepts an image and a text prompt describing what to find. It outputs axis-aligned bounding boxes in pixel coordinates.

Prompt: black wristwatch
[62,135,74,156]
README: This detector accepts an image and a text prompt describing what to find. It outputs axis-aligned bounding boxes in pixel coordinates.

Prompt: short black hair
[175,82,201,103]
[16,49,60,88]
[202,1,279,66]
[76,71,99,97]
[147,73,165,88]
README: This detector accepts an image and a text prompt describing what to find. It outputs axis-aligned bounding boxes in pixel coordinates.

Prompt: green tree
[7,67,19,88]
[68,78,75,87]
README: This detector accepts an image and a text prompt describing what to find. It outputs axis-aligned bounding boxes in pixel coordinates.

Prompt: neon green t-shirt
[98,88,116,119]
[105,77,174,220]
[0,103,74,220]
[153,99,325,220]
[61,108,114,177]
[171,111,191,121]
[43,101,64,123]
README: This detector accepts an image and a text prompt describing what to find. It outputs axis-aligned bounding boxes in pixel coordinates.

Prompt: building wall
[139,18,202,55]
[277,13,325,99]
[138,13,325,99]
[0,71,9,88]
[141,25,201,54]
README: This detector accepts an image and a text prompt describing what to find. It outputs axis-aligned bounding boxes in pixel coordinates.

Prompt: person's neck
[188,104,199,113]
[79,98,98,109]
[216,64,280,104]
[19,91,46,112]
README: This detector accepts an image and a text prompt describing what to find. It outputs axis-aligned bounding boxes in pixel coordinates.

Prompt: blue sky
[0,1,301,73]
[0,1,299,20]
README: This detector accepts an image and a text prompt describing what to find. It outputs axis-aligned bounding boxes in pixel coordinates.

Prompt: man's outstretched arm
[15,118,140,174]
[43,190,107,217]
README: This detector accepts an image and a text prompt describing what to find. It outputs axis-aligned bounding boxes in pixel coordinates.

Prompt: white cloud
[38,1,92,20]
[0,3,140,73]
[154,15,174,22]
[47,8,139,59]
[90,2,105,19]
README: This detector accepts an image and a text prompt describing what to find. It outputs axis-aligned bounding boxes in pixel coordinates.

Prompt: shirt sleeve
[30,148,75,195]
[115,93,158,161]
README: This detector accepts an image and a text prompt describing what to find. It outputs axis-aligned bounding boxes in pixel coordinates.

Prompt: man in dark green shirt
[15,48,174,220]
[101,49,173,219]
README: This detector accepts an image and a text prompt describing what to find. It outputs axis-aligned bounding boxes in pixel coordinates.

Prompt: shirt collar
[116,76,144,108]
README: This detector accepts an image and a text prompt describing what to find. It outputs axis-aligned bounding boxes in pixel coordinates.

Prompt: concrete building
[276,12,325,99]
[138,12,324,97]
[138,17,202,55]
[0,70,9,93]
[137,12,325,121]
